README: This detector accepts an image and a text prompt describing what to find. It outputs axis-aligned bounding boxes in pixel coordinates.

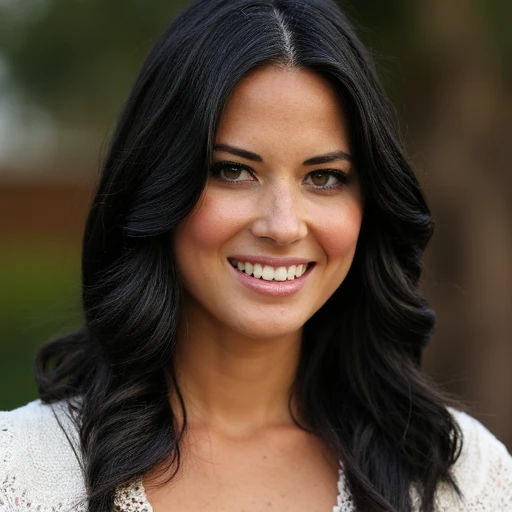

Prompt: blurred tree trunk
[409,0,512,448]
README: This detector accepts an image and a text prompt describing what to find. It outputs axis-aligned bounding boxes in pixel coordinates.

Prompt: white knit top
[0,400,511,511]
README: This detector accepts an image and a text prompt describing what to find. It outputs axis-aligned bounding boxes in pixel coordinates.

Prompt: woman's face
[173,65,364,340]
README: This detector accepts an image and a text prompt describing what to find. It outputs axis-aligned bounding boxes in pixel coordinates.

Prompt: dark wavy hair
[35,0,462,511]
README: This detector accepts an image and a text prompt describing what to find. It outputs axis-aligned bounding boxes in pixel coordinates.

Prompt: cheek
[314,201,364,264]
[173,189,247,256]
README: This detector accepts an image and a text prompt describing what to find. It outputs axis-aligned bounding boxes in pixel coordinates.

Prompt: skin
[146,65,364,511]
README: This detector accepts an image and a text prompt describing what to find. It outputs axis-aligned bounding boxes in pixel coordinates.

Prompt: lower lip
[229,262,312,297]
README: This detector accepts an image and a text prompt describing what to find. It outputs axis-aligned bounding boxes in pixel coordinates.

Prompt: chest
[143,429,340,512]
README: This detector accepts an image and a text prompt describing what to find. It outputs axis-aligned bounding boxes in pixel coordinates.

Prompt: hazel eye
[309,172,330,186]
[223,167,247,180]
[210,161,255,182]
[305,170,348,189]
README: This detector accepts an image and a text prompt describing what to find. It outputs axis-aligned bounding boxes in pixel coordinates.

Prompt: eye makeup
[209,160,350,190]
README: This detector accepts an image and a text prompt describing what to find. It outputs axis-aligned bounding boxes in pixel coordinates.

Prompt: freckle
[266,502,272,507]
[263,455,267,459]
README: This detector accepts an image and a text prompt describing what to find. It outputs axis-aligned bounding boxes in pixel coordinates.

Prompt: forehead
[215,65,351,157]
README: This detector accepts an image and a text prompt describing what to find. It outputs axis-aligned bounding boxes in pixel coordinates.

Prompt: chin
[229,316,306,341]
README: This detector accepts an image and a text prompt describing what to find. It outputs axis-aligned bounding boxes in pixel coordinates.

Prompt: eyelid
[210,160,254,174]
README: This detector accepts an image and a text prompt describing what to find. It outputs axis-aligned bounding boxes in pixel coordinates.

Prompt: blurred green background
[1,0,511,448]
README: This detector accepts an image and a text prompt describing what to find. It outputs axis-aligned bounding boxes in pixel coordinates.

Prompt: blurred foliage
[0,0,189,128]
[480,0,512,80]
[0,242,81,409]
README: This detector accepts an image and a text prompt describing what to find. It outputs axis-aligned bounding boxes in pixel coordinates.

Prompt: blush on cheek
[178,192,246,249]
[320,209,363,262]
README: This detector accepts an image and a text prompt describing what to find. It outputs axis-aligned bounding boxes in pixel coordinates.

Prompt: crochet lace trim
[1,405,511,511]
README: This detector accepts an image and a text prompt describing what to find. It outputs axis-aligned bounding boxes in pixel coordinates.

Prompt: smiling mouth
[228,258,314,282]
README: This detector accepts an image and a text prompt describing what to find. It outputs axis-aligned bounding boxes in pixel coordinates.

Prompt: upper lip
[228,255,313,267]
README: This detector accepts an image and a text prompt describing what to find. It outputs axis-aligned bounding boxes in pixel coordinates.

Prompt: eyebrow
[302,151,352,165]
[213,144,352,165]
[214,144,263,162]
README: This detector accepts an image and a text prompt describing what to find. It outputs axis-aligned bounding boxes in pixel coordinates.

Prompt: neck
[171,304,302,437]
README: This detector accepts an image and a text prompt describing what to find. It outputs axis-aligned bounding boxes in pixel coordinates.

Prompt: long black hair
[35,1,462,511]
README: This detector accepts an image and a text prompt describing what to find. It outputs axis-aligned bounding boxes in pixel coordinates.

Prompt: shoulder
[0,400,87,511]
[434,408,512,511]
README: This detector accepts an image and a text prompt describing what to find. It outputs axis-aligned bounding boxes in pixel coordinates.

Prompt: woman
[1,0,511,511]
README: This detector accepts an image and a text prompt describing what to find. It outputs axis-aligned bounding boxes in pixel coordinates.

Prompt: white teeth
[275,267,287,281]
[262,266,275,281]
[232,259,311,281]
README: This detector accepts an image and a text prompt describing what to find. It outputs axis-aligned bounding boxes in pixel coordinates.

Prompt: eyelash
[209,161,349,190]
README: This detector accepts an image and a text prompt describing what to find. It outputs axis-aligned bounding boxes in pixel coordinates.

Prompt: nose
[250,181,308,245]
